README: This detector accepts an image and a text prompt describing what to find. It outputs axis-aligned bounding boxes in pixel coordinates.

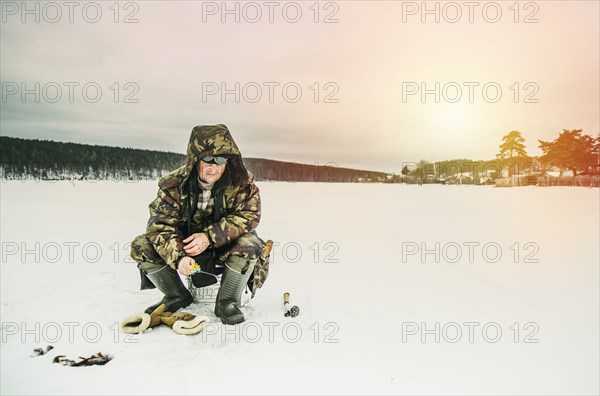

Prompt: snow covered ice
[1,180,598,395]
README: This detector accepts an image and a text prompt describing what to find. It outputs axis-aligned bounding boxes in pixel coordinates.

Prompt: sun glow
[441,102,486,142]
[439,104,472,131]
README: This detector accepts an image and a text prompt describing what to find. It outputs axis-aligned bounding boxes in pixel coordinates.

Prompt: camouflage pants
[130,231,264,274]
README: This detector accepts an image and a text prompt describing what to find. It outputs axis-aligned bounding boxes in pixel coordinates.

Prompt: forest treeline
[0,136,391,183]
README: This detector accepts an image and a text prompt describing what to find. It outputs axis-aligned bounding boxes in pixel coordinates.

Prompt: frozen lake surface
[1,181,598,395]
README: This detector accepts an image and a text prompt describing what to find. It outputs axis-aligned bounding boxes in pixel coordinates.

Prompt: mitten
[121,304,167,334]
[160,311,210,335]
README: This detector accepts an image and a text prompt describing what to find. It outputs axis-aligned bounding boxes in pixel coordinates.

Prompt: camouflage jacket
[145,125,261,270]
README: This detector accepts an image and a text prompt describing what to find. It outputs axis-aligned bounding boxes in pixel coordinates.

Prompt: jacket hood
[183,124,250,188]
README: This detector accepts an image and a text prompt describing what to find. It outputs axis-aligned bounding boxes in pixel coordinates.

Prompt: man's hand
[177,256,196,276]
[183,233,210,256]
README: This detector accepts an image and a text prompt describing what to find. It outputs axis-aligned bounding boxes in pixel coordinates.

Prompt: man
[130,124,265,325]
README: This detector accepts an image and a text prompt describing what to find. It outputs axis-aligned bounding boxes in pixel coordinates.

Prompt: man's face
[198,158,226,184]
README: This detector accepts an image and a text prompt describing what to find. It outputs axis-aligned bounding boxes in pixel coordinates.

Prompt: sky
[1,0,599,174]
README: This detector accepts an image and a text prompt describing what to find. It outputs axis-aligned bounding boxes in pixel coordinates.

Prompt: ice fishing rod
[283,292,300,318]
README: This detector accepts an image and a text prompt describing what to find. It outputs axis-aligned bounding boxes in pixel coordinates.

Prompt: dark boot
[214,257,256,325]
[144,266,193,314]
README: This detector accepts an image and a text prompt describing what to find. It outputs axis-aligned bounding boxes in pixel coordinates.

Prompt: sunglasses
[201,155,228,165]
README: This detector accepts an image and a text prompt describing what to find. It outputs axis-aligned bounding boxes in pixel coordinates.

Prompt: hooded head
[183,124,250,188]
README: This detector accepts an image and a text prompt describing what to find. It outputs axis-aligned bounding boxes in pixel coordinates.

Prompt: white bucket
[185,275,251,307]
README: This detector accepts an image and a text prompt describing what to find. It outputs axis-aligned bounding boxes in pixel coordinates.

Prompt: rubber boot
[214,256,256,325]
[144,265,193,314]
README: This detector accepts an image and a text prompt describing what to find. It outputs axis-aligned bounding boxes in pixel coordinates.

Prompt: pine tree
[538,129,599,176]
[498,131,527,159]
